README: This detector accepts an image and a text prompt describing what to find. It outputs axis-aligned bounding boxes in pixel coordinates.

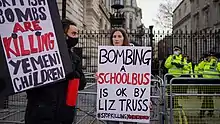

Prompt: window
[184,3,187,13]
[218,4,220,21]
[127,0,131,6]
[194,15,199,30]
[179,9,181,18]
[203,8,209,28]
[131,0,133,7]
[185,25,188,32]
[129,17,133,30]
[196,0,199,7]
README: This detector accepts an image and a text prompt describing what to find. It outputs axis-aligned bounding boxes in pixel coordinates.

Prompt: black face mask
[66,36,79,48]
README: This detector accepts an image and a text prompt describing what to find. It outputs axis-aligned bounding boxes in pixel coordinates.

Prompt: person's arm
[73,53,87,91]
[164,55,173,69]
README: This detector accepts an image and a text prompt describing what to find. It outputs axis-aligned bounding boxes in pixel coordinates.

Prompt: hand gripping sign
[97,46,152,123]
[0,0,73,98]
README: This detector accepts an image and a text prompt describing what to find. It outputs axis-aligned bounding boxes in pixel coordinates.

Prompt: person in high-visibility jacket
[182,55,193,77]
[164,46,185,108]
[196,54,209,98]
[199,52,220,118]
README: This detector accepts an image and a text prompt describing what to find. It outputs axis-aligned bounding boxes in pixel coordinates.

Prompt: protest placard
[0,0,73,97]
[97,46,152,123]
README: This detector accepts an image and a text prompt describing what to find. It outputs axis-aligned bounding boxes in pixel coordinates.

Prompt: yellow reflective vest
[164,54,184,77]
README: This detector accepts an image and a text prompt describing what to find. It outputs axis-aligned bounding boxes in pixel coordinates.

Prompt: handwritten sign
[0,0,73,97]
[97,46,152,123]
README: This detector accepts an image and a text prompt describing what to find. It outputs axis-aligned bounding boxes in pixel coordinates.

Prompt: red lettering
[132,73,138,85]
[116,73,121,84]
[32,20,42,30]
[97,73,150,85]
[13,23,25,33]
[41,33,49,51]
[28,35,38,54]
[19,36,30,56]
[121,73,127,84]
[127,73,131,84]
[104,73,109,84]
[3,37,20,58]
[98,73,105,84]
[48,32,55,50]
[37,35,42,52]
[24,22,34,31]
[143,73,150,85]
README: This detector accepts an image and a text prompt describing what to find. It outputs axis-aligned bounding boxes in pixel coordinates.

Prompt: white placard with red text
[96,46,152,123]
[0,0,65,93]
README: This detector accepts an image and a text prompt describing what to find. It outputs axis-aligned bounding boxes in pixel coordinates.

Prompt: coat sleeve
[72,52,87,91]
[75,57,87,91]
[164,55,173,69]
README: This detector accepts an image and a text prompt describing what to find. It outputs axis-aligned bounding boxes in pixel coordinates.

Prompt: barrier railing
[164,73,220,124]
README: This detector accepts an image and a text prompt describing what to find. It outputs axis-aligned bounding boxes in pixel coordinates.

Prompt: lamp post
[110,0,125,28]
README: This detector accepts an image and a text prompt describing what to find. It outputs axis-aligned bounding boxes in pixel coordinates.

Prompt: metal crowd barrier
[164,73,220,124]
[74,74,164,124]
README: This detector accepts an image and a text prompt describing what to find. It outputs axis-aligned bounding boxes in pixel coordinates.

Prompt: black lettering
[134,88,139,97]
[57,67,64,78]
[143,50,151,65]
[31,7,39,20]
[138,99,142,111]
[48,53,57,66]
[38,0,46,5]
[28,73,33,86]
[119,99,126,111]
[121,88,127,97]
[142,99,148,111]
[34,71,43,86]
[20,75,29,88]
[42,54,50,67]
[13,78,22,91]
[135,49,141,65]
[0,0,10,7]
[109,100,116,110]
[100,88,108,98]
[22,58,32,74]
[0,9,5,24]
[140,88,146,98]
[5,8,15,22]
[15,8,33,22]
[125,49,132,65]
[99,49,108,64]
[126,99,132,111]
[98,100,104,110]
[33,71,38,85]
[105,99,107,110]
[30,56,44,70]
[108,49,116,63]
[11,0,24,6]
[132,99,137,111]
[120,66,126,72]
[38,7,47,20]
[9,60,21,75]
[50,68,58,80]
[28,0,38,6]
[40,69,47,82]
[116,88,127,97]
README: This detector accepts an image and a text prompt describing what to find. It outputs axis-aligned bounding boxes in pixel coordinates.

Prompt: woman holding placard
[99,28,137,124]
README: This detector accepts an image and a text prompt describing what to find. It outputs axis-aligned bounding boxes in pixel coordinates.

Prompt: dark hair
[110,28,129,46]
[61,19,77,34]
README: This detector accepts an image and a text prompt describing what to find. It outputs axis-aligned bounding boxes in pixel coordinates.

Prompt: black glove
[65,71,80,80]
[171,62,177,65]
[175,63,184,68]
